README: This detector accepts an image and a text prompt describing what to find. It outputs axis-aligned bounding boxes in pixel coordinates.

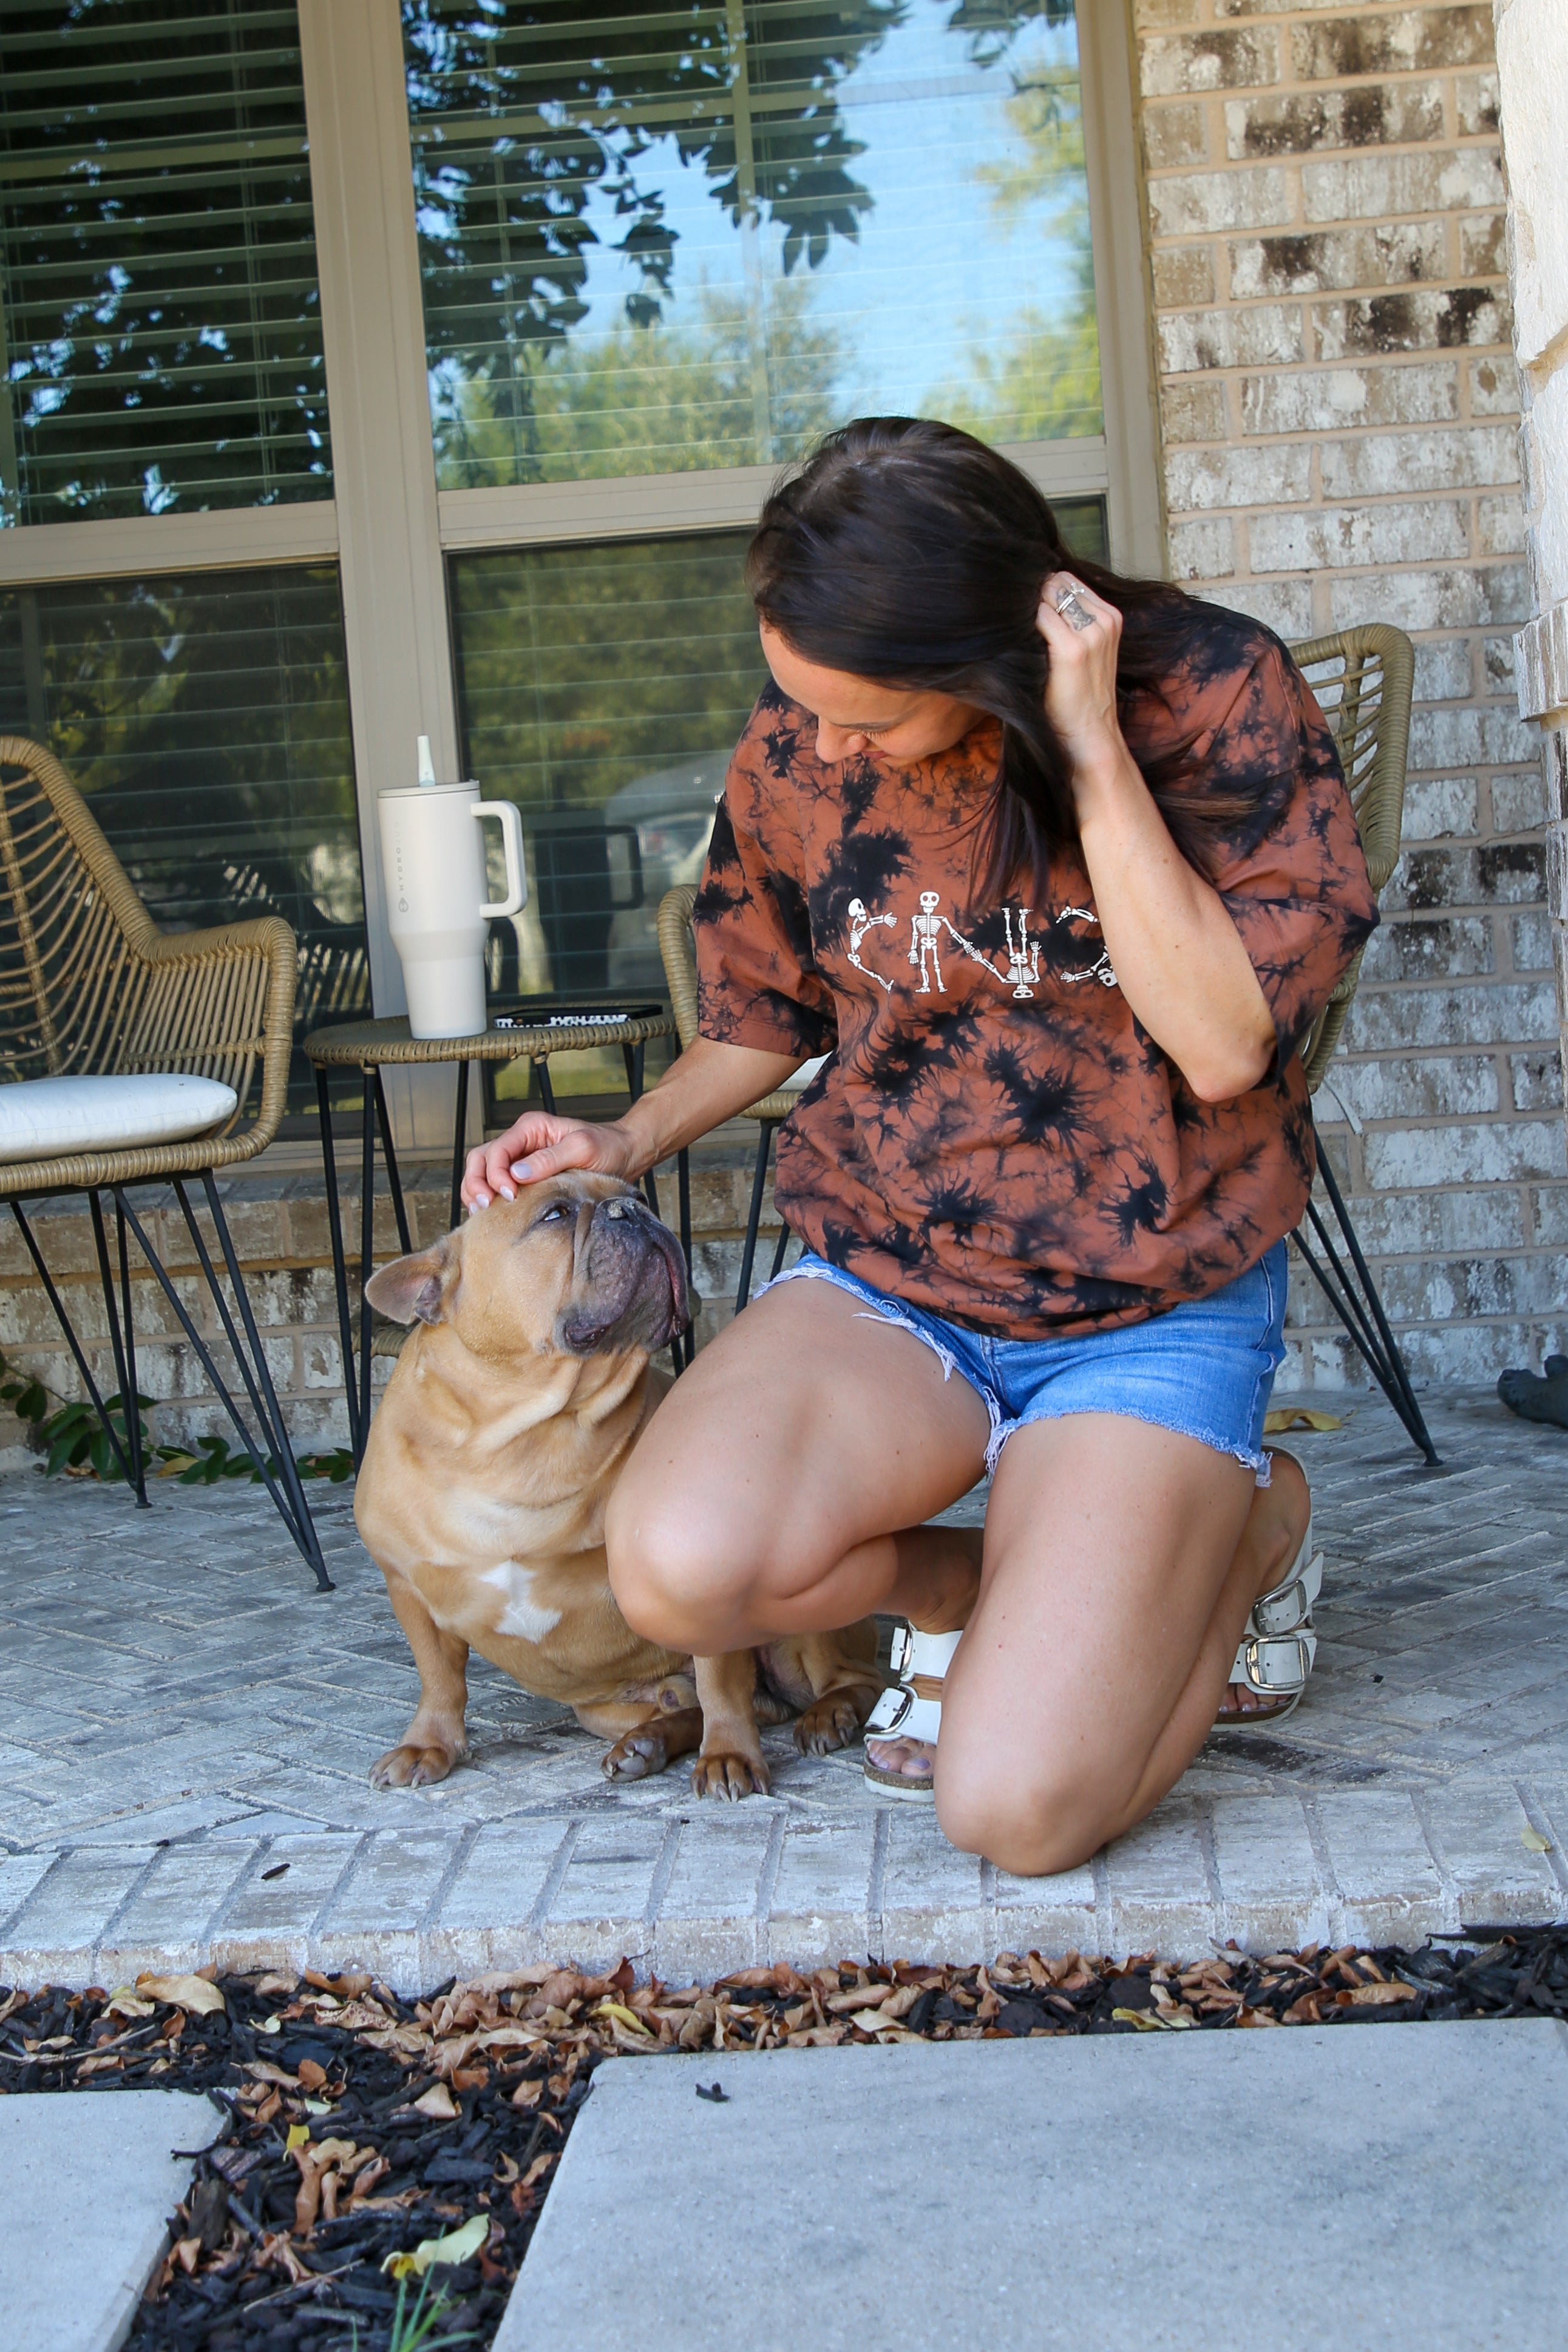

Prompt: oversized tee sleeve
[692,698,838,1059]
[1190,639,1380,1072]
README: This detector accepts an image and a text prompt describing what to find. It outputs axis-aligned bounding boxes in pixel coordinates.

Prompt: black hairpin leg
[358,1071,376,1460]
[10,1197,136,1489]
[89,1189,146,1506]
[114,1184,330,1588]
[735,1121,779,1314]
[373,1070,413,1254]
[1291,1133,1441,1466]
[447,1059,471,1235]
[316,1066,361,1464]
[767,1217,793,1285]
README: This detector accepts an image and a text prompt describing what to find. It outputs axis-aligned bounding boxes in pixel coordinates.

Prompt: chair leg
[10,1198,137,1491]
[735,1122,779,1314]
[1291,1143,1441,1466]
[115,1183,331,1590]
[316,1066,362,1464]
[89,1189,147,1507]
[767,1216,793,1284]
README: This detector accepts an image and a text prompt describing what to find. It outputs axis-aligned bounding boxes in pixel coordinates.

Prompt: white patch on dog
[481,1560,562,1645]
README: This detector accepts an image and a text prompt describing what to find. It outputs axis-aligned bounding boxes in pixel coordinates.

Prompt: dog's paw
[690,1750,770,1801]
[603,1726,673,1780]
[370,1742,460,1789]
[793,1690,875,1757]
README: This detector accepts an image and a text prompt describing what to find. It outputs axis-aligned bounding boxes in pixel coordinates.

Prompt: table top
[302,1011,674,1067]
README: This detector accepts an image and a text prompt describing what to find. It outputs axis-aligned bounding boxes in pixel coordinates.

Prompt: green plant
[0,1347,356,1486]
[387,2274,477,2352]
[0,1348,153,1478]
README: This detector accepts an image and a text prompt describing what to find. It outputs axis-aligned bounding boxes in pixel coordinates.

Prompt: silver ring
[1054,587,1092,633]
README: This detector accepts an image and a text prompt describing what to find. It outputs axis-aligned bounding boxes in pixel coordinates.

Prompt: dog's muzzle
[557,1192,691,1355]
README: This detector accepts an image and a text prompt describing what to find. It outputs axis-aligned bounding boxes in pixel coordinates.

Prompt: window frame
[0,0,1161,1143]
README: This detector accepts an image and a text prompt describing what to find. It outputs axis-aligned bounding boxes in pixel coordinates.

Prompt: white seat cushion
[0,1074,239,1163]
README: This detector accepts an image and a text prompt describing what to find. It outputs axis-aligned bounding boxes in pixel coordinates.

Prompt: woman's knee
[935,1748,1137,1881]
[603,1464,800,1649]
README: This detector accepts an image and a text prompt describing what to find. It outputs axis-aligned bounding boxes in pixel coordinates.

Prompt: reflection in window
[406,0,1099,489]
[0,0,331,525]
[451,532,762,1025]
[0,568,367,1109]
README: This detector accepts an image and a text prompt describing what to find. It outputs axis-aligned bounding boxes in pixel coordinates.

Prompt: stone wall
[1131,0,1566,1386]
[1495,0,1568,1147]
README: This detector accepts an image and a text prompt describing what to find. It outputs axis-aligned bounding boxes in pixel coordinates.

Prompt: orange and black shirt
[693,604,1379,1338]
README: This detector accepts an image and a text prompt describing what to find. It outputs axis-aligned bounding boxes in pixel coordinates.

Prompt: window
[0,0,1155,1140]
[412,1,1132,1090]
[0,0,331,523]
[0,566,364,1104]
[0,1,367,1116]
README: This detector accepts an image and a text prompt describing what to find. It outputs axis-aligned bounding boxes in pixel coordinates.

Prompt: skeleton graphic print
[694,603,1378,1339]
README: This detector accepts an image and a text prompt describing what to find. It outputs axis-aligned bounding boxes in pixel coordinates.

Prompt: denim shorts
[761,1239,1289,1481]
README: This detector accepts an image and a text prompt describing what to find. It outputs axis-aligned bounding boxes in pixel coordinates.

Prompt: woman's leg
[606,1278,991,1652]
[866,1444,1312,1784]
[933,1413,1300,1877]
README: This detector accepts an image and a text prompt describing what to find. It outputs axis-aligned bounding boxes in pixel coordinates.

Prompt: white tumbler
[378,770,528,1038]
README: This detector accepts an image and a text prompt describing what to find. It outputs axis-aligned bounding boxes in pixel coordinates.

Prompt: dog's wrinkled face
[364,1174,689,1364]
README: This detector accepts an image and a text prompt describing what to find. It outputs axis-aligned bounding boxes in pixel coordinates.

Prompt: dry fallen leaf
[1522,1826,1552,1854]
[136,1973,226,2017]
[511,2078,543,2110]
[1263,1407,1345,1435]
[381,2211,489,2281]
[285,2123,310,2154]
[412,2081,460,2121]
[1338,1982,1419,2007]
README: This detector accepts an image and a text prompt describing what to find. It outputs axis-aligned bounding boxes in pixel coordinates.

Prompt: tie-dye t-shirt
[693,605,1379,1337]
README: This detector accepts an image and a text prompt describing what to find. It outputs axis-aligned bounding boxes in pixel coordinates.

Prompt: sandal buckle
[1238,1632,1312,1694]
[888,1623,915,1679]
[866,1683,914,1737]
[1254,1577,1309,1637]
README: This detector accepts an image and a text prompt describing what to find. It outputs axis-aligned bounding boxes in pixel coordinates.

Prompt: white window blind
[0,0,331,525]
[406,0,1101,490]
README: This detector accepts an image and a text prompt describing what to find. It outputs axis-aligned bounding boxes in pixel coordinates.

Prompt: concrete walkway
[1,1390,1566,1988]
[495,2023,1568,2352]
[0,2090,216,2352]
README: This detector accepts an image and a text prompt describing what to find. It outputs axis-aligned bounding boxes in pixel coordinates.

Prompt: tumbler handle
[474,800,528,919]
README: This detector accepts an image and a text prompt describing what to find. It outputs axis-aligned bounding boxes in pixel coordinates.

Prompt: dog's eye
[536,1204,569,1225]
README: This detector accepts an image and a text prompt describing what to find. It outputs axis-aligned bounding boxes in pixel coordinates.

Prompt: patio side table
[304,1011,676,1464]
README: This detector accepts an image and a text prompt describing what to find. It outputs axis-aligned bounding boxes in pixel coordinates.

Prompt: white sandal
[1216,1501,1323,1728]
[863,1626,961,1800]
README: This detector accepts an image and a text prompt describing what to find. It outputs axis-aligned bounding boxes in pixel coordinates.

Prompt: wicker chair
[659,620,1430,1455]
[0,736,328,1583]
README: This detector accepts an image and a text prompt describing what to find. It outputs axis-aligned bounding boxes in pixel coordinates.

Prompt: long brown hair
[746,416,1258,904]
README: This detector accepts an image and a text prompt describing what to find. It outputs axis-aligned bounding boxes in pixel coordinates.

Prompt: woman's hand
[461,1036,806,1212]
[463,1112,636,1210]
[1036,571,1125,787]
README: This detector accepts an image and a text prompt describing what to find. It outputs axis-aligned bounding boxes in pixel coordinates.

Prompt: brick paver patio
[2,1388,1566,1989]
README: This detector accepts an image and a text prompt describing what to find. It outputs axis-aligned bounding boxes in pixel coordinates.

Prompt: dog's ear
[365,1245,447,1326]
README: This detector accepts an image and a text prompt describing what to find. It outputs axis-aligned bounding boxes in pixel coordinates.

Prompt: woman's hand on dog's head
[463,1113,638,1211]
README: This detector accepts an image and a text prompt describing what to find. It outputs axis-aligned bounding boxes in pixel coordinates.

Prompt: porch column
[1496,0,1568,1128]
[297,0,465,1151]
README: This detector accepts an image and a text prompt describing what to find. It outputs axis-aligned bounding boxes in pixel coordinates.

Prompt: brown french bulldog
[353,1174,882,1798]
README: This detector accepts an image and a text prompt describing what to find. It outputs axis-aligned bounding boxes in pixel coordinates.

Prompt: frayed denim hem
[990,1398,1273,1483]
[758,1259,1006,1463]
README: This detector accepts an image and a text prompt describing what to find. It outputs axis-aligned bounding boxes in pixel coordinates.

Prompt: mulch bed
[3,1926,1566,2350]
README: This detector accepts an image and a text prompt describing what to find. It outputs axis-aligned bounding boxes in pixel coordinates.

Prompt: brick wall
[1131,0,1566,1387]
[0,1159,781,1473]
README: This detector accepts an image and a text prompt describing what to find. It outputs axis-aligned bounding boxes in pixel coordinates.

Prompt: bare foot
[1217,1447,1313,1721]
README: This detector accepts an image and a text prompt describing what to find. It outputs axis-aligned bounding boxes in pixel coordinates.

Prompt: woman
[463,420,1377,1877]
